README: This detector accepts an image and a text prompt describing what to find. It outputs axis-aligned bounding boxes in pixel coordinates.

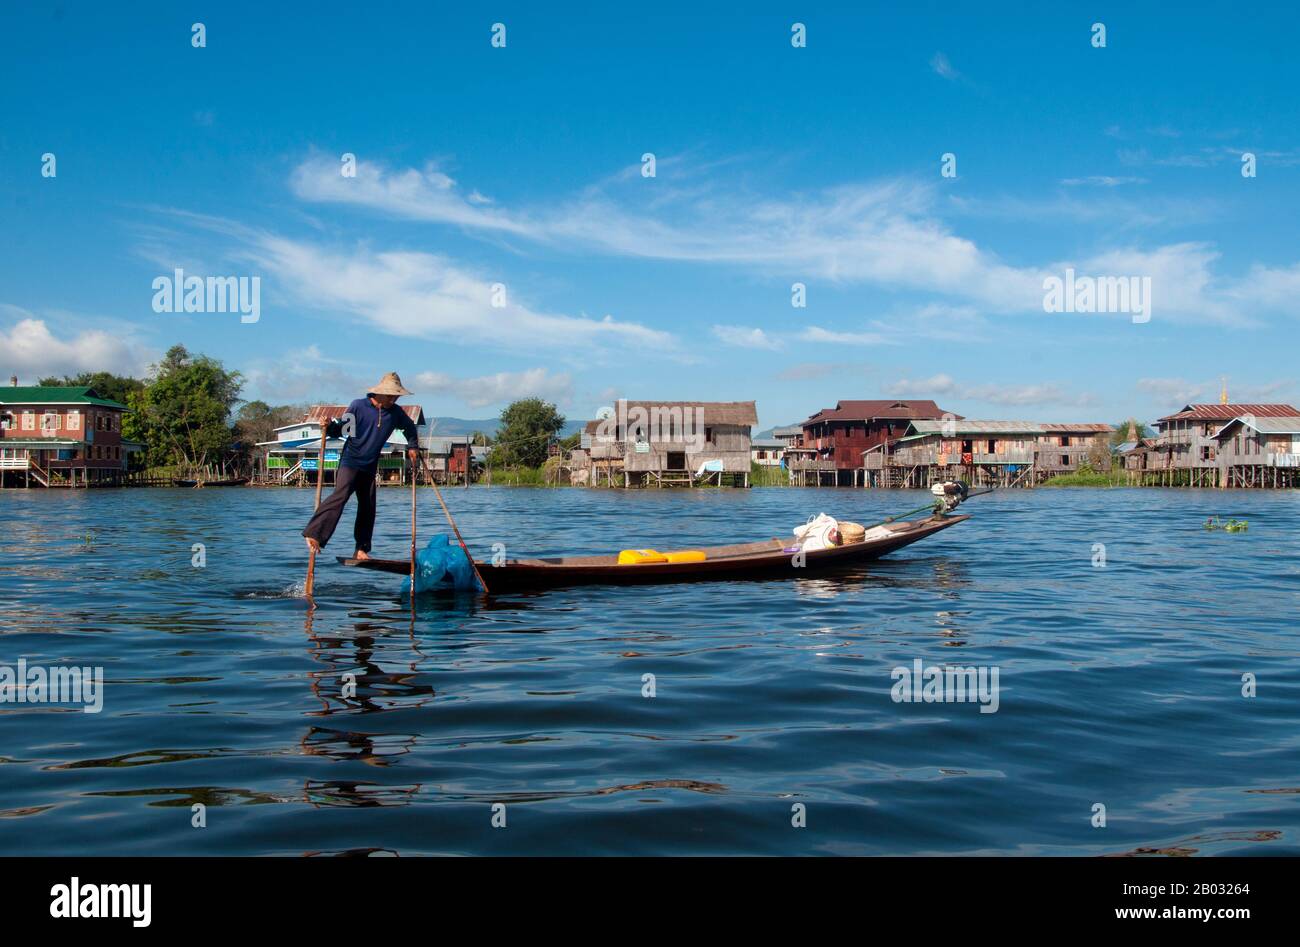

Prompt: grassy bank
[1040,468,1128,487]
[483,465,568,486]
[749,463,791,487]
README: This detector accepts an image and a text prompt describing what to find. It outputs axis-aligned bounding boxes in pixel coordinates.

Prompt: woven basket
[839,521,867,544]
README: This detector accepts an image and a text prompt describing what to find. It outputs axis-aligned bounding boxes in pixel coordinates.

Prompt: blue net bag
[400,534,479,594]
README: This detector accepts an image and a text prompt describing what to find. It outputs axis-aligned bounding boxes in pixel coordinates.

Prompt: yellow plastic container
[663,550,707,563]
[618,549,668,565]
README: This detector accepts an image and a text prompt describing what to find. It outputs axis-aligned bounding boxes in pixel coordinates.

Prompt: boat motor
[931,480,969,513]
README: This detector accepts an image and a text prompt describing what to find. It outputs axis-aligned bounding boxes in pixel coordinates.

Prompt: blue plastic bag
[400,534,479,595]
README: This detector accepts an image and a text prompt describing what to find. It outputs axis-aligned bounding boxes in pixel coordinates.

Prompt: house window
[1060,454,1070,466]
[1060,435,1072,447]
[22,411,36,430]
[42,411,59,432]
[67,411,81,430]
[705,426,715,444]
[987,439,996,453]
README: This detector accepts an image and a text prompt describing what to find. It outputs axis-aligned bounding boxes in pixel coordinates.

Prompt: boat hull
[336,514,969,594]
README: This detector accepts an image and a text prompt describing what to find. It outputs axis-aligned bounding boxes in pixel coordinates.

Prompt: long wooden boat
[172,476,250,488]
[337,512,969,594]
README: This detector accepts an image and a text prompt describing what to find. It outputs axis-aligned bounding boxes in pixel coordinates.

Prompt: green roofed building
[0,382,140,487]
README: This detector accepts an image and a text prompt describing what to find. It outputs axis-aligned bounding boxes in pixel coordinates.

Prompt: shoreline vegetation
[1038,468,1131,487]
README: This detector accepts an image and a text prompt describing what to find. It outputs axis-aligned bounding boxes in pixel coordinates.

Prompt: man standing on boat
[302,372,421,561]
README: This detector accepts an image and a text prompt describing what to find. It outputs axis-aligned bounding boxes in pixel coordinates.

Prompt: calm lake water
[1,485,1298,856]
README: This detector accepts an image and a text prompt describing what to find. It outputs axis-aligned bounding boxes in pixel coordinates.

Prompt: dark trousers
[302,465,378,552]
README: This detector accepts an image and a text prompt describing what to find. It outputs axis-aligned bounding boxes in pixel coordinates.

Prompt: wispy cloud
[774,361,869,382]
[1137,376,1297,408]
[414,367,574,409]
[711,325,783,350]
[290,154,1050,309]
[930,52,960,81]
[282,153,1300,329]
[1060,175,1148,187]
[142,210,675,354]
[886,372,1096,408]
[799,326,892,346]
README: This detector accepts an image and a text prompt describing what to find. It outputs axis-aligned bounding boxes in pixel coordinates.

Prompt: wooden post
[410,451,418,605]
[304,428,328,597]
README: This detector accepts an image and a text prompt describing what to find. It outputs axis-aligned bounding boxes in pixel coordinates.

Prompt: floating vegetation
[1204,517,1249,533]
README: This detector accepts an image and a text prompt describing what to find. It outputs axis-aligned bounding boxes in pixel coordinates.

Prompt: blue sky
[2,2,1298,429]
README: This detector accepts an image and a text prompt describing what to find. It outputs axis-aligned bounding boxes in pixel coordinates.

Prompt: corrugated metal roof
[1211,415,1300,437]
[0,386,129,410]
[421,434,472,452]
[771,425,803,437]
[1157,403,1300,422]
[751,438,784,449]
[804,399,954,424]
[908,419,1046,435]
[1039,422,1114,432]
[306,403,425,425]
[583,400,758,433]
[0,437,82,447]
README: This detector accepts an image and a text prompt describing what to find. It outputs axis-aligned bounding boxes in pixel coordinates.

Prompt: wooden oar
[422,452,491,595]
[304,428,328,596]
[409,451,418,605]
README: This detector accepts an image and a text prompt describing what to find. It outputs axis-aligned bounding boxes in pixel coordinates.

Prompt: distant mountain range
[753,424,801,438]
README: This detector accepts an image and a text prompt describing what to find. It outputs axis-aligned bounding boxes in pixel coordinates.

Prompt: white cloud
[886,373,1095,408]
[290,155,536,236]
[711,325,783,350]
[799,326,891,346]
[1046,242,1241,325]
[1137,376,1297,409]
[281,153,1300,328]
[144,210,676,353]
[243,232,674,352]
[1232,262,1300,309]
[887,373,958,397]
[414,367,573,409]
[290,155,1050,311]
[1136,377,1206,406]
[0,308,153,381]
[1060,176,1147,187]
[930,52,960,81]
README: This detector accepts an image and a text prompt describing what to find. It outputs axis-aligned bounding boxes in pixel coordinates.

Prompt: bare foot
[305,537,321,554]
[354,549,371,561]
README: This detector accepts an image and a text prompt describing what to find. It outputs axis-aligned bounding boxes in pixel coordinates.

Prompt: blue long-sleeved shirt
[326,398,419,472]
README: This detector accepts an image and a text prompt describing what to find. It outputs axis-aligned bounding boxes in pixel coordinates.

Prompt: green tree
[38,370,145,407]
[234,400,303,447]
[1111,418,1153,445]
[492,398,565,468]
[138,345,244,471]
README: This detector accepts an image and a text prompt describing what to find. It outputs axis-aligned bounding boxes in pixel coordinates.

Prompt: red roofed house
[1154,402,1300,486]
[797,399,959,486]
